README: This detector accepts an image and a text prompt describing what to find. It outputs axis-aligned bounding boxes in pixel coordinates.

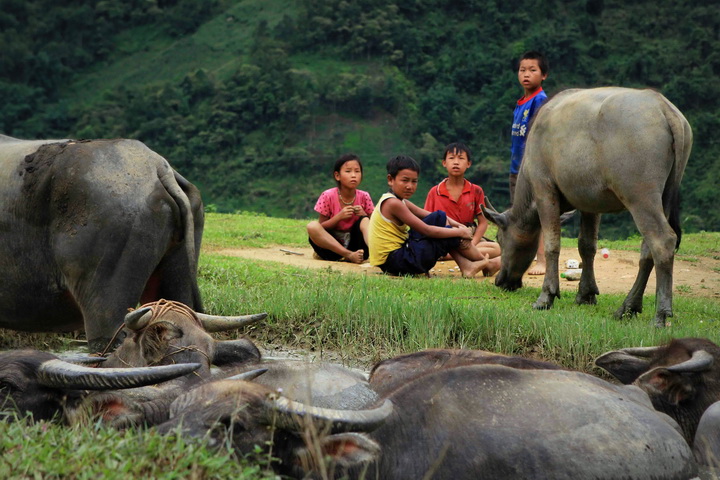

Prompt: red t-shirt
[424,179,485,225]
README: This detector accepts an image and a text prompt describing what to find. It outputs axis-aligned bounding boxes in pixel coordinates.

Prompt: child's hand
[339,206,356,219]
[353,205,366,216]
[457,225,473,239]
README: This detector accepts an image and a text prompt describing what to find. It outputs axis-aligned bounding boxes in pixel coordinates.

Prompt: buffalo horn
[226,368,269,381]
[666,350,714,373]
[481,204,507,229]
[124,306,153,331]
[264,396,392,434]
[195,312,267,332]
[37,359,201,390]
[484,196,499,214]
[59,354,107,365]
[619,346,662,358]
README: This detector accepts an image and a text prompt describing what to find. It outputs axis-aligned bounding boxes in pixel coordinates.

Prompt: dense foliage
[2,0,719,237]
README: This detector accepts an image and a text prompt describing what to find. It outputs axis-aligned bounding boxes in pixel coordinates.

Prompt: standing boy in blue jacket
[509,50,549,275]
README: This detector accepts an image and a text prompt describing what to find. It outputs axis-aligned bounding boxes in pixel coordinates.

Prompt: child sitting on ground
[368,155,490,277]
[424,142,501,275]
[307,154,374,264]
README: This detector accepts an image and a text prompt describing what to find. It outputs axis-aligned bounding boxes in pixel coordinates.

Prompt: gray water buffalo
[692,400,720,474]
[596,337,720,445]
[369,348,562,397]
[226,360,379,410]
[103,299,264,377]
[157,364,696,479]
[483,88,692,328]
[76,299,265,426]
[0,135,205,352]
[0,349,200,422]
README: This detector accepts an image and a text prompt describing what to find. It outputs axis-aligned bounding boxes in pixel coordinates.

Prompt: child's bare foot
[461,253,490,278]
[343,249,365,264]
[527,260,546,276]
[482,257,502,277]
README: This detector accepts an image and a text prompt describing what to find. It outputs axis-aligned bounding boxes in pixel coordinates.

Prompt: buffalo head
[482,202,537,291]
[595,337,720,444]
[158,379,391,478]
[0,349,199,423]
[103,300,264,381]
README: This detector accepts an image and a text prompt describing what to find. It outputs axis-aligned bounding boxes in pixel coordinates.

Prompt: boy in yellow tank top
[368,155,492,277]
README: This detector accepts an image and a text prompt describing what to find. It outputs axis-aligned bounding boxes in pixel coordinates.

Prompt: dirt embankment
[209,246,720,299]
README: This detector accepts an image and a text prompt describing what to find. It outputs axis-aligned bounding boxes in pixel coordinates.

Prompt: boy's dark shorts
[309,219,369,261]
[380,210,460,275]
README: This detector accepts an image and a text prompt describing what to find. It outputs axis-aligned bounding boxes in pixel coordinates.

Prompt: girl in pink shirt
[306,154,374,263]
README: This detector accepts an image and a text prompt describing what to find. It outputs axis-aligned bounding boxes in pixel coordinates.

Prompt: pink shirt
[424,179,485,225]
[314,187,375,231]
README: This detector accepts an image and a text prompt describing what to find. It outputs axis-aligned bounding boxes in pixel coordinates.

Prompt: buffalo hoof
[575,293,597,305]
[532,299,554,310]
[652,312,672,328]
[614,304,641,320]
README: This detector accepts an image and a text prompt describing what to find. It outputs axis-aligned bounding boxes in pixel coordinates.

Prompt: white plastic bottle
[601,248,610,259]
[561,269,582,281]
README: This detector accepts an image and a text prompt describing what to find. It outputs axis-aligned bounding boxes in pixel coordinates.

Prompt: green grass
[2,212,719,478]
[197,213,720,372]
[0,420,278,479]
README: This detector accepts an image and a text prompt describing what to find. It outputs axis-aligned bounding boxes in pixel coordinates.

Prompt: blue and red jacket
[510,89,548,175]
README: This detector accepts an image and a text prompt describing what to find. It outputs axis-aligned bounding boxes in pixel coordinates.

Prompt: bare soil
[210,246,720,299]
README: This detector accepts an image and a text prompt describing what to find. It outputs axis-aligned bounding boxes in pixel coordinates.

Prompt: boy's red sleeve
[474,185,486,216]
[424,187,436,211]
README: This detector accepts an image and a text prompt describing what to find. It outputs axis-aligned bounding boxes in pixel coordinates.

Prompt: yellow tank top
[369,193,410,266]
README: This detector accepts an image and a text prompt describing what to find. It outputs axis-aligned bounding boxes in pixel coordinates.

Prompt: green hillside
[2,0,719,237]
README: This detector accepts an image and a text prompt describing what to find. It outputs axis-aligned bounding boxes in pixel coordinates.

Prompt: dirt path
[209,246,720,299]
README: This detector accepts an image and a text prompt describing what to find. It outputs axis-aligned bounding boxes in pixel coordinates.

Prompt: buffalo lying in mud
[596,338,720,445]
[596,337,720,474]
[225,360,379,410]
[484,87,692,328]
[93,357,376,428]
[368,348,562,397]
[78,299,265,426]
[0,135,205,352]
[0,349,199,422]
[157,364,696,479]
[102,300,264,374]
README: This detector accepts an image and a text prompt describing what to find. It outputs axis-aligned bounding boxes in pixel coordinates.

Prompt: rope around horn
[97,299,202,357]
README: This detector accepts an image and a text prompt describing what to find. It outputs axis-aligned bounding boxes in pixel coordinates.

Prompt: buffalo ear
[559,209,577,225]
[482,205,507,229]
[295,432,380,473]
[594,350,653,384]
[636,367,695,406]
[212,338,261,367]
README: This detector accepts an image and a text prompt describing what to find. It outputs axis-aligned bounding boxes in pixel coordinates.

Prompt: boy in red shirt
[424,142,501,274]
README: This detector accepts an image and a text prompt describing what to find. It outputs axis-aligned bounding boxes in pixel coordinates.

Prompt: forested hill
[2,0,719,237]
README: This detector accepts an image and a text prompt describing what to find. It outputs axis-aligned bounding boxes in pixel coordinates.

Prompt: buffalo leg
[576,212,600,305]
[533,196,562,310]
[56,214,174,353]
[620,203,677,327]
[614,239,652,320]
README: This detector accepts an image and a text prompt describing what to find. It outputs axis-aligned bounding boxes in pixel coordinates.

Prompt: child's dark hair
[333,153,362,185]
[520,50,549,75]
[443,142,472,164]
[386,155,420,177]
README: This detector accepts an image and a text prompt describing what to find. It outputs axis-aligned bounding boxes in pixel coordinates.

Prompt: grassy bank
[1,212,719,478]
[200,214,720,373]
